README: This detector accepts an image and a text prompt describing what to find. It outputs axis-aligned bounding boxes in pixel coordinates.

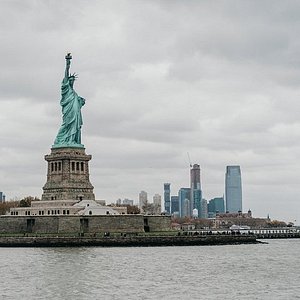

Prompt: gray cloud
[0,1,300,223]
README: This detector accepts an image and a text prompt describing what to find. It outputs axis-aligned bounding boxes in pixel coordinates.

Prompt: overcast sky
[1,0,300,223]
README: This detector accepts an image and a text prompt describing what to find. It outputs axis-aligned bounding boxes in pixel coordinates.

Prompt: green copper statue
[53,53,85,148]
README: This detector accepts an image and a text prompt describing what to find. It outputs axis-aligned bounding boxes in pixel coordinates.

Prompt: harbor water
[1,239,299,299]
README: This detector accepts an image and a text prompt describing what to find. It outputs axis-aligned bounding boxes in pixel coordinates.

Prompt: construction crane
[187,152,192,168]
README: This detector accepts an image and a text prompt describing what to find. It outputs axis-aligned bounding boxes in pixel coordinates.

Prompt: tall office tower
[208,197,225,218]
[225,166,242,213]
[183,198,190,217]
[190,164,202,217]
[153,194,162,214]
[164,183,171,214]
[178,188,191,217]
[200,198,208,218]
[171,196,179,214]
[139,191,148,212]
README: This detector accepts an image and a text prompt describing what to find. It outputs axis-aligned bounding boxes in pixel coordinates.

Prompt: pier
[193,226,300,239]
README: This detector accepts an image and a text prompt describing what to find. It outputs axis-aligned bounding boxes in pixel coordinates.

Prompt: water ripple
[0,240,300,299]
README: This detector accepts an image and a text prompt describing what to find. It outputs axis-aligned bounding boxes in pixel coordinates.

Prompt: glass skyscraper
[171,196,179,214]
[178,188,191,217]
[225,166,242,213]
[164,183,171,214]
[208,197,225,217]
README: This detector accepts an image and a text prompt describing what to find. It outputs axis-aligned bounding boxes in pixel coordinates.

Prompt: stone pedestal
[42,147,95,201]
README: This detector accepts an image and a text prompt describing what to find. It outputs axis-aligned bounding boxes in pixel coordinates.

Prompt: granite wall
[0,215,172,234]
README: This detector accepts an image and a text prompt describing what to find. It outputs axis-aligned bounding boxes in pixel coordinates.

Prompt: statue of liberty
[53,53,85,148]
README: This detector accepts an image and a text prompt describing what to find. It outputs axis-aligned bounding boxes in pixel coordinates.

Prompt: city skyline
[1,1,300,223]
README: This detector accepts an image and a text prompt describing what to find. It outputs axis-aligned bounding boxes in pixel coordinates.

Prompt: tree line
[0,196,40,215]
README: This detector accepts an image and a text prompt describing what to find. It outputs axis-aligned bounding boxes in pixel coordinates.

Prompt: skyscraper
[153,193,162,214]
[208,197,225,218]
[171,196,179,215]
[225,166,242,213]
[164,183,171,214]
[139,191,148,212]
[190,164,202,217]
[200,198,208,218]
[178,188,191,217]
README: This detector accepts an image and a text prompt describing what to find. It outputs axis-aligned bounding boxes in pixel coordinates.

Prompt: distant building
[116,198,134,206]
[216,210,252,219]
[190,164,202,217]
[139,191,148,212]
[225,166,242,213]
[183,198,190,217]
[193,189,202,217]
[0,192,5,203]
[200,198,208,218]
[214,210,255,229]
[192,208,198,218]
[178,188,191,217]
[153,194,162,214]
[123,199,134,206]
[208,197,225,218]
[173,211,180,219]
[171,196,179,215]
[164,183,171,214]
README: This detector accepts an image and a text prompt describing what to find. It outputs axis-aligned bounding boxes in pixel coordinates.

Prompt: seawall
[0,235,259,247]
[0,215,171,234]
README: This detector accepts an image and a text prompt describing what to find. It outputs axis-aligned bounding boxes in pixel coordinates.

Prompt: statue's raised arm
[64,53,72,81]
[53,53,85,149]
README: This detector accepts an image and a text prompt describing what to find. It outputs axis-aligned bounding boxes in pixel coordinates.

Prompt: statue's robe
[54,77,85,147]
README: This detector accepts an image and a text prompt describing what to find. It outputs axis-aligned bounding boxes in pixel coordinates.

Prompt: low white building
[9,199,123,216]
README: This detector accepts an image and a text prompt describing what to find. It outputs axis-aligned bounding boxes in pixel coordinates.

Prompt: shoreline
[0,234,260,247]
